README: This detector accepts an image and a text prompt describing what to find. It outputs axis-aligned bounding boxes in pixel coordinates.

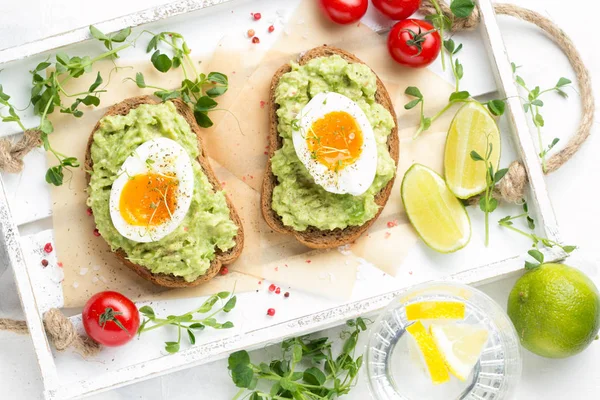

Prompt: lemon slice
[429,323,489,381]
[406,301,466,321]
[406,321,450,385]
[401,164,471,253]
[444,101,500,199]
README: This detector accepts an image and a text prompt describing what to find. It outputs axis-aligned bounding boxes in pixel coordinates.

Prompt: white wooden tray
[0,0,568,398]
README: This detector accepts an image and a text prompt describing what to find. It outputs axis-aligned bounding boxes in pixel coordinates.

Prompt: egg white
[292,92,378,196]
[109,137,194,243]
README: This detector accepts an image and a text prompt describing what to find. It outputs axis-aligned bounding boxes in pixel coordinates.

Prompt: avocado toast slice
[86,96,244,288]
[261,46,399,249]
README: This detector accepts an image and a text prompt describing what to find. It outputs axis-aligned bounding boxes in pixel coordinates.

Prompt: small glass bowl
[366,281,522,400]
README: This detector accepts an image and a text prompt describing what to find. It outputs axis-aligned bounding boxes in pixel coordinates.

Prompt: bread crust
[261,46,399,249]
[85,96,244,288]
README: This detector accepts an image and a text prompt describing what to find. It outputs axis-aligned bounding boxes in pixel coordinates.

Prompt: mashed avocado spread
[88,102,237,282]
[271,55,396,231]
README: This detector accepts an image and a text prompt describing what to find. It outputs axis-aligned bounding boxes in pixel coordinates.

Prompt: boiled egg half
[109,137,194,242]
[292,92,377,196]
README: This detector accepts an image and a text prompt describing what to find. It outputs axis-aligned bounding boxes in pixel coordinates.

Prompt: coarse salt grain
[79,267,89,276]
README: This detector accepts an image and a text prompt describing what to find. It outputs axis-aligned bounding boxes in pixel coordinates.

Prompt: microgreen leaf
[195,96,218,112]
[223,296,237,313]
[531,99,544,107]
[443,39,455,54]
[494,168,508,183]
[231,364,254,388]
[229,350,250,370]
[140,306,155,319]
[89,25,109,41]
[563,245,577,253]
[40,119,54,134]
[487,99,506,116]
[165,341,180,353]
[525,261,540,270]
[61,157,80,168]
[187,329,196,345]
[450,0,476,18]
[455,59,464,80]
[194,111,214,128]
[88,72,103,92]
[110,27,132,43]
[556,77,571,87]
[291,343,303,364]
[405,86,423,99]
[404,98,421,110]
[133,72,146,88]
[151,50,172,73]
[303,367,326,386]
[527,249,545,264]
[147,35,160,53]
[449,91,470,101]
[45,166,64,186]
[534,113,544,127]
[34,61,51,72]
[207,72,228,85]
[470,150,484,161]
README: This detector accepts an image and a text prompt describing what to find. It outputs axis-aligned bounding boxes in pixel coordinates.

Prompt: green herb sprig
[511,63,571,172]
[470,137,508,246]
[0,85,27,132]
[228,318,368,400]
[138,290,236,354]
[426,0,475,70]
[0,25,133,186]
[127,31,229,128]
[404,37,505,138]
[499,202,576,269]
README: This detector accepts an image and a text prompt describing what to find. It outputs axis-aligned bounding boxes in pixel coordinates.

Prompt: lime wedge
[444,102,500,199]
[401,164,471,253]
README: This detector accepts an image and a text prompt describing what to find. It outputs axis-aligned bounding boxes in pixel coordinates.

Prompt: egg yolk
[119,172,179,227]
[306,111,363,171]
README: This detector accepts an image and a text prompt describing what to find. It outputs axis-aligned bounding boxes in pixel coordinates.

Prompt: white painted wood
[0,0,236,65]
[0,177,61,393]
[477,0,564,247]
[47,253,531,400]
[1,0,571,398]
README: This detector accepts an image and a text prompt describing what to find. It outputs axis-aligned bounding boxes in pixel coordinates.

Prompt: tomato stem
[402,27,437,57]
[99,307,131,336]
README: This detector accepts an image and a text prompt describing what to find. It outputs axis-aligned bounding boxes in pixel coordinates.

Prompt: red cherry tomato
[82,291,140,347]
[318,0,368,25]
[387,19,441,68]
[372,0,421,20]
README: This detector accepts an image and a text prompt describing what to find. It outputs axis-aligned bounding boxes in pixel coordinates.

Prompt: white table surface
[1,0,599,399]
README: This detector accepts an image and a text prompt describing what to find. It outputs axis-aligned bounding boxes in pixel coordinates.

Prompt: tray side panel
[0,177,60,392]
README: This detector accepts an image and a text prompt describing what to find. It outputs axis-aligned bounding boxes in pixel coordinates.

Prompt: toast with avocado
[261,46,399,249]
[86,96,244,288]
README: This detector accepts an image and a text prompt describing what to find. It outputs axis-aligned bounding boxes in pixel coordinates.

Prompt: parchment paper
[48,0,454,307]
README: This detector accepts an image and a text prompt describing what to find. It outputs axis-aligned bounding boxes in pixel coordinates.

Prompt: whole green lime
[507,263,600,358]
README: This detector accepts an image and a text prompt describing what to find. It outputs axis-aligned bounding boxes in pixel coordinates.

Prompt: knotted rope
[0,130,42,173]
[420,1,594,203]
[0,308,101,356]
[0,2,594,355]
